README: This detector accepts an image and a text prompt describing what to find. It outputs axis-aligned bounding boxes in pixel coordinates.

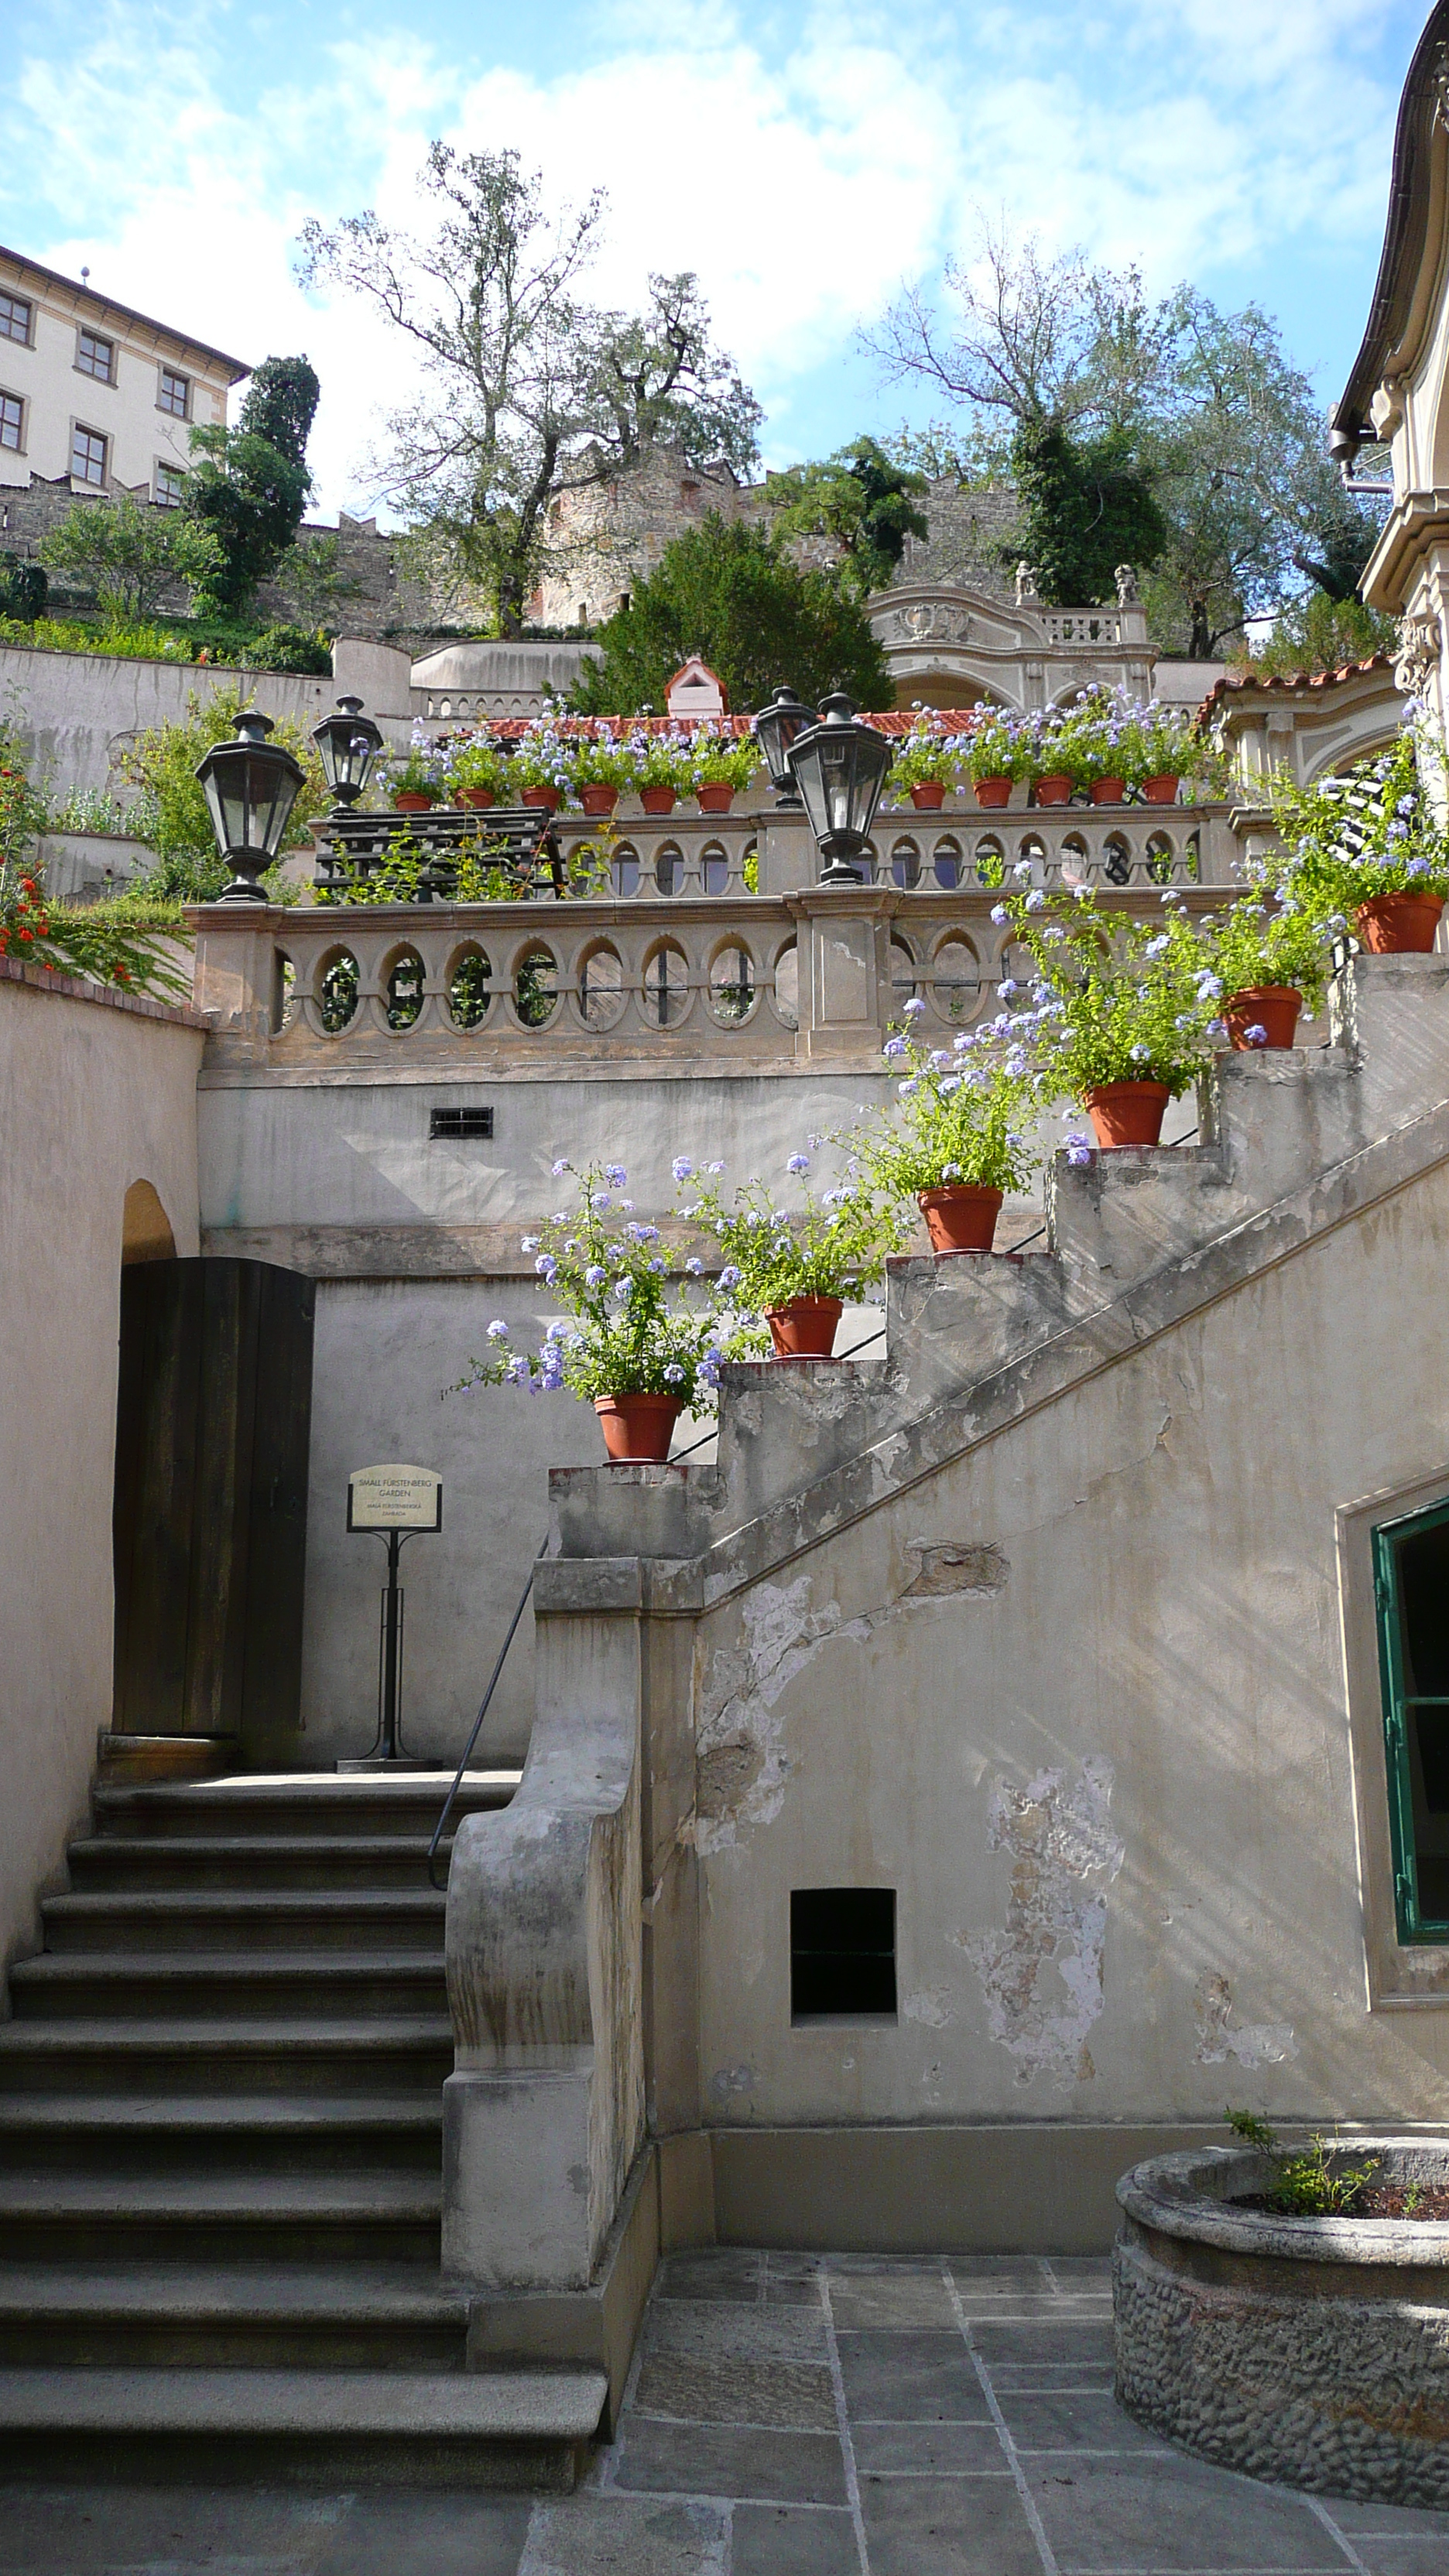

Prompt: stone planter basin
[1114,2140,1449,2507]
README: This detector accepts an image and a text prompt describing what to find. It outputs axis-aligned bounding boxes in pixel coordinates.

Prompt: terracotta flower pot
[764,1297,843,1359]
[593,1393,682,1463]
[393,791,436,814]
[697,783,735,813]
[918,1184,1003,1253]
[909,781,946,810]
[1355,892,1444,954]
[640,786,677,816]
[1033,774,1073,807]
[1140,774,1180,805]
[1082,1081,1172,1148]
[579,783,618,817]
[1090,776,1126,805]
[973,776,1013,809]
[457,786,495,810]
[1224,985,1302,1050]
[521,785,561,813]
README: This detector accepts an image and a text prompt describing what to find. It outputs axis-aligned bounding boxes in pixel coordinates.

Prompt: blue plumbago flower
[786,1153,810,1175]
[536,1252,557,1279]
[1142,934,1170,958]
[584,1264,607,1287]
[1129,1043,1149,1063]
[807,1132,825,1149]
[564,1238,581,1255]
[1042,925,1066,944]
[954,1031,973,1050]
[672,1155,694,1181]
[521,1235,540,1252]
[705,1160,725,1174]
[903,996,926,1018]
[1012,858,1033,882]
[507,1354,533,1385]
[1174,1012,1194,1029]
[990,903,1009,925]
[698,1349,723,1388]
[551,1158,571,1177]
[899,1077,920,1098]
[619,1198,635,1212]
[589,1191,611,1212]
[625,1221,660,1244]
[550,1210,570,1225]
[1408,855,1432,878]
[605,1164,627,1187]
[718,1265,742,1290]
[685,1255,705,1276]
[1206,1016,1226,1040]
[1074,884,1093,903]
[1245,1023,1269,1048]
[486,1319,510,1341]
[1065,1136,1094,1168]
[929,1047,951,1069]
[1195,971,1223,999]
[612,1277,632,1303]
[999,977,1019,998]
[1025,889,1046,913]
[663,1362,686,1386]
[882,1035,907,1060]
[1005,1048,1029,1076]
[942,1162,961,1180]
[648,1255,667,1274]
[939,1074,961,1095]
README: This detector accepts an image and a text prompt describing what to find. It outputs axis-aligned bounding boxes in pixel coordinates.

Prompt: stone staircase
[0,1773,608,2487]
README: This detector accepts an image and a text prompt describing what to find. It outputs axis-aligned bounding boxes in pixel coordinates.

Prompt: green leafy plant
[117,687,325,889]
[0,611,194,661]
[1199,886,1334,1016]
[621,725,694,793]
[965,705,1033,784]
[687,721,759,794]
[1266,721,1449,916]
[1226,2108,1379,2218]
[242,622,332,676]
[385,735,448,802]
[889,714,972,796]
[184,356,319,615]
[851,1003,1043,1195]
[511,720,575,801]
[992,872,1220,1099]
[447,729,509,800]
[456,1160,727,1405]
[45,787,142,838]
[39,494,220,622]
[678,1149,909,1314]
[0,553,46,622]
[568,730,638,793]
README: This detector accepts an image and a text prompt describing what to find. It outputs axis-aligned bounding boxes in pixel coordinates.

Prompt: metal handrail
[427,1543,546,1892]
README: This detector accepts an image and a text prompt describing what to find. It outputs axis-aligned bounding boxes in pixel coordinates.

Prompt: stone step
[0,2093,440,2178]
[0,2365,604,2490]
[0,2017,454,2097]
[9,1952,447,2020]
[0,2262,468,2369]
[66,1833,467,1892]
[91,1774,519,1842]
[39,1889,447,1954]
[0,2172,442,2265]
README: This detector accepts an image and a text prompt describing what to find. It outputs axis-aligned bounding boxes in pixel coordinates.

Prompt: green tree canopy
[572,516,890,715]
[183,356,320,615]
[39,492,219,620]
[763,436,928,598]
[1005,420,1164,607]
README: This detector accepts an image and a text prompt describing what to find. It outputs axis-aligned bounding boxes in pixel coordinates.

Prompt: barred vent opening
[790,1887,896,2021]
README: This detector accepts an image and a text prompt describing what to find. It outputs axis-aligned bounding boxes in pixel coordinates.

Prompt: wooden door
[112,1259,315,1752]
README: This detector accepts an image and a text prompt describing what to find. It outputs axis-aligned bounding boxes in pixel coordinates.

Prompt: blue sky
[0,0,1430,519]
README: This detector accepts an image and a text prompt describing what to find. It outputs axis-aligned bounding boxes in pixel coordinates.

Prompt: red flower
[19,877,35,893]
[17,927,32,941]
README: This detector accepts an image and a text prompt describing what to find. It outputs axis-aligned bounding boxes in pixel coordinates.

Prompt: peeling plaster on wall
[709,2063,756,2102]
[966,1758,1125,2089]
[1193,1971,1299,2067]
[694,1576,869,1856]
[903,1542,1010,1598]
[902,1989,954,2027]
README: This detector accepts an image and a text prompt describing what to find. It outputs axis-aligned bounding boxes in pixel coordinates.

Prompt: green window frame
[1373,1494,1449,1943]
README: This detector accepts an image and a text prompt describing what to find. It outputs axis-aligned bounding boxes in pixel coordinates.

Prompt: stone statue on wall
[1115,564,1141,607]
[1015,563,1040,607]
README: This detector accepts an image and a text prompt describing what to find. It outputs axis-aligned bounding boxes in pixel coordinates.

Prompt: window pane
[0,394,21,452]
[77,330,114,382]
[1379,1506,1449,1934]
[159,368,189,418]
[71,426,106,482]
[0,293,31,345]
[155,464,183,507]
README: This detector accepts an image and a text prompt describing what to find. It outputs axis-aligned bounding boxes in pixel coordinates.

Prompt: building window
[154,462,184,508]
[76,328,115,384]
[1374,1495,1449,1941]
[71,424,107,485]
[158,365,190,420]
[0,392,22,454]
[790,1887,897,2020]
[0,292,32,348]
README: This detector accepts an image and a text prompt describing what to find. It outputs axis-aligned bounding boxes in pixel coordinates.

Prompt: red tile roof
[1197,653,1396,720]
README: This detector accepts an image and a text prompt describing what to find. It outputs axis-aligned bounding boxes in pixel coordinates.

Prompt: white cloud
[0,0,1407,518]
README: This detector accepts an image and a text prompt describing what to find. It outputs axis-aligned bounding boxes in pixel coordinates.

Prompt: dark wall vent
[790,1886,896,2020]
[429,1107,494,1139]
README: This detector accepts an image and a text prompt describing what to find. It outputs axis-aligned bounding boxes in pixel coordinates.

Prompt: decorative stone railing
[190,840,1231,1077]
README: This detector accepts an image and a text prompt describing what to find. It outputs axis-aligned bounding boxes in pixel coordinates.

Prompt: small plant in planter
[993,871,1220,1147]
[889,712,971,810]
[678,1153,909,1358]
[966,705,1029,807]
[849,999,1043,1252]
[1121,698,1210,803]
[512,719,575,813]
[386,728,448,811]
[455,1161,725,1461]
[448,730,507,810]
[1267,719,1449,954]
[625,725,694,814]
[1225,2109,1380,2218]
[688,722,759,813]
[1044,688,1132,803]
[569,728,638,817]
[1197,879,1334,1050]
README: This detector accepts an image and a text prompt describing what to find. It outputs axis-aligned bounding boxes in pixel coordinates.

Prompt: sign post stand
[341,1466,443,1773]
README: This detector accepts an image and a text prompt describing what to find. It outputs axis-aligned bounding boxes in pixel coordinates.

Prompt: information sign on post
[343,1466,442,1769]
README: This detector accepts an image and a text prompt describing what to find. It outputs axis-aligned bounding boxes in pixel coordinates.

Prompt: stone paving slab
[0,2251,1444,2572]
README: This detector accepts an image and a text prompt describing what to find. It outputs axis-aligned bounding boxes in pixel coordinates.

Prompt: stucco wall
[0,965,202,1971]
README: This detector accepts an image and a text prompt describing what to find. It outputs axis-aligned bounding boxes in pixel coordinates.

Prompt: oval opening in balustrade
[610,844,640,899]
[932,836,962,891]
[577,941,626,1029]
[272,951,295,1036]
[707,941,755,1025]
[930,933,982,1026]
[891,837,921,890]
[316,947,359,1034]
[1016,834,1047,875]
[513,944,559,1028]
[772,939,798,1031]
[640,940,690,1028]
[447,944,492,1030]
[1147,831,1177,886]
[654,844,684,897]
[1103,833,1132,886]
[972,834,1005,887]
[701,841,729,896]
[889,936,921,1009]
[383,946,425,1032]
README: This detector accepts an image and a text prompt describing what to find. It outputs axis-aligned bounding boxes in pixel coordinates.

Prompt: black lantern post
[311,693,383,811]
[752,684,815,808]
[195,711,307,901]
[786,692,893,885]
